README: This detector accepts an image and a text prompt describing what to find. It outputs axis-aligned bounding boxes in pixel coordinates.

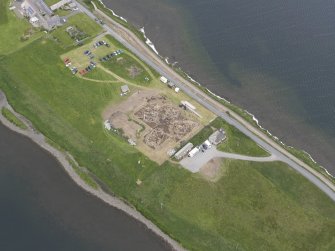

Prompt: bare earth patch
[103,90,202,164]
[199,158,226,182]
[127,65,143,78]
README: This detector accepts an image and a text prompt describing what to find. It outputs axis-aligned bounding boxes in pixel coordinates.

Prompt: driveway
[180,146,279,173]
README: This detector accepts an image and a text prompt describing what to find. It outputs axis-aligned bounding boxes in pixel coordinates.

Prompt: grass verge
[1,107,27,130]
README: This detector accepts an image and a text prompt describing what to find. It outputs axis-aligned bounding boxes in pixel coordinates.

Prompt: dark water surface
[0,123,170,251]
[103,0,335,174]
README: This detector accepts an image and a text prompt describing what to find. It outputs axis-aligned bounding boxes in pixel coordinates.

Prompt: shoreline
[0,91,186,251]
[96,0,334,180]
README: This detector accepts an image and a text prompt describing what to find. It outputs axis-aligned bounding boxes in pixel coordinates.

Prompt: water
[102,0,335,175]
[0,123,170,251]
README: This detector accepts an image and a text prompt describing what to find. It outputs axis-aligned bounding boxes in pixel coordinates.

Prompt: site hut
[160,76,168,84]
[174,142,194,160]
[209,128,226,145]
[121,85,130,95]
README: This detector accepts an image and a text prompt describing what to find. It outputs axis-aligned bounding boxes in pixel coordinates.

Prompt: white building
[29,16,39,25]
[188,147,200,157]
[203,140,212,149]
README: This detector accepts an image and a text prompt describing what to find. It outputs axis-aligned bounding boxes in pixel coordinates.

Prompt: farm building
[121,85,130,94]
[160,76,168,84]
[174,143,193,160]
[209,129,226,145]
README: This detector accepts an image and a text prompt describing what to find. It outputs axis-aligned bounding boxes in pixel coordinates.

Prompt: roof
[160,76,168,83]
[121,85,130,93]
[46,15,60,28]
[209,129,226,145]
[174,142,193,160]
[30,16,39,22]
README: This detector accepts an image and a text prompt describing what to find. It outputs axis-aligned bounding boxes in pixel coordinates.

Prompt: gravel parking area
[180,146,278,173]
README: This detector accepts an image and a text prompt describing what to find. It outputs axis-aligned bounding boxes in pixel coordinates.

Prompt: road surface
[75,1,335,202]
[181,147,279,173]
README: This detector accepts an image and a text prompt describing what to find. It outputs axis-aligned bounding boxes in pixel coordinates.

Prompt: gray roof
[174,142,193,160]
[36,0,53,16]
[46,15,60,28]
[121,85,130,93]
[168,82,175,87]
[209,129,226,145]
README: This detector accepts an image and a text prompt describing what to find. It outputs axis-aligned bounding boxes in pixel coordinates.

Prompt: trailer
[188,147,200,157]
[160,76,168,84]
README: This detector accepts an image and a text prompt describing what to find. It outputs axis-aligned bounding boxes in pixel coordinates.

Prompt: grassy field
[0,0,8,24]
[101,52,152,85]
[0,2,42,55]
[44,0,60,6]
[52,13,103,48]
[1,107,27,129]
[0,16,335,251]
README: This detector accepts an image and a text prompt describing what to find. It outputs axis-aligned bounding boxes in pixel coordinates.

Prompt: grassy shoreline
[1,107,27,129]
[1,3,335,250]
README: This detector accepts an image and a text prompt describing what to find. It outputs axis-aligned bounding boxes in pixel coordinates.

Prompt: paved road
[181,147,279,173]
[75,1,335,201]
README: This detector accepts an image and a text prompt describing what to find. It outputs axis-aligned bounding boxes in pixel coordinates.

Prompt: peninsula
[1,0,335,250]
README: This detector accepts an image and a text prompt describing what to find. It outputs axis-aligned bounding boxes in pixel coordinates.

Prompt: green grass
[211,117,270,157]
[68,157,99,189]
[51,13,103,48]
[1,107,27,129]
[133,160,335,251]
[84,67,117,82]
[188,125,214,146]
[101,53,152,85]
[0,0,42,55]
[0,0,8,24]
[0,30,335,251]
[44,0,60,6]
